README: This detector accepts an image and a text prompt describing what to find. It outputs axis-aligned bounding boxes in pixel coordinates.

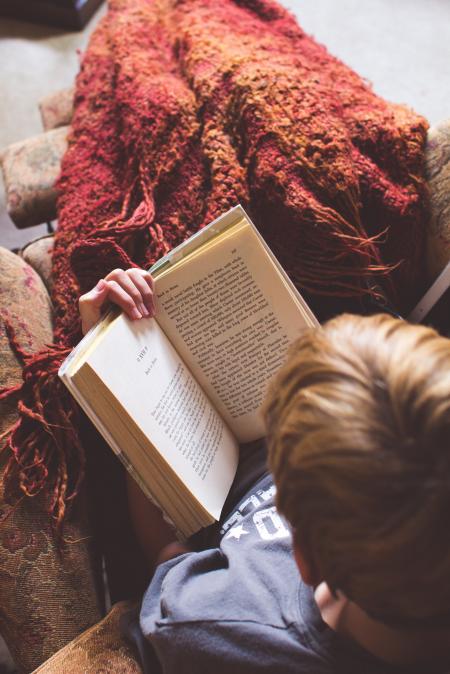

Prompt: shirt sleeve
[139,548,233,672]
[140,547,228,629]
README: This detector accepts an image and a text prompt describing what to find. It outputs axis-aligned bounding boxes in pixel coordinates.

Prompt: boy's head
[264,313,450,628]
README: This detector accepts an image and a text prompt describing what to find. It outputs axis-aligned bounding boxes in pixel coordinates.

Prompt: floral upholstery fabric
[0,248,103,673]
[19,235,54,294]
[425,118,450,280]
[38,88,74,132]
[33,601,143,674]
[0,127,68,229]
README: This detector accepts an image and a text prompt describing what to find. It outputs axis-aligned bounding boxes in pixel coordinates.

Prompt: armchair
[0,90,449,671]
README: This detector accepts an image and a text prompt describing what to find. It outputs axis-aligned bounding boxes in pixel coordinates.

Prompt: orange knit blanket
[1,0,429,532]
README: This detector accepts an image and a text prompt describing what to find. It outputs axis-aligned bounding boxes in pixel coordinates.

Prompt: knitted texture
[1,0,429,531]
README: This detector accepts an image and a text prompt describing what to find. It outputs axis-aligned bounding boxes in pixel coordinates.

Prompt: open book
[59,205,318,538]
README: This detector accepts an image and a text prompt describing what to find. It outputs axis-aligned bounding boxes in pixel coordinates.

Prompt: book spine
[150,204,245,276]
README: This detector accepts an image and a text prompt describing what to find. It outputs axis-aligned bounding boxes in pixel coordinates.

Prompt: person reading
[79,266,450,673]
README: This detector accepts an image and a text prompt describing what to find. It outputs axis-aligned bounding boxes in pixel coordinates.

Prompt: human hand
[78,267,155,335]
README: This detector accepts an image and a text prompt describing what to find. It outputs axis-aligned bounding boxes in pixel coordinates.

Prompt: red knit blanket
[2,0,429,531]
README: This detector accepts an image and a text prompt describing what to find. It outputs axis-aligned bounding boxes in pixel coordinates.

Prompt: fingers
[78,268,156,336]
[113,268,155,316]
[102,280,144,320]
[105,269,155,318]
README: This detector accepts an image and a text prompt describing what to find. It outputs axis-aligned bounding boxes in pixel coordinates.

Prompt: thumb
[79,279,110,335]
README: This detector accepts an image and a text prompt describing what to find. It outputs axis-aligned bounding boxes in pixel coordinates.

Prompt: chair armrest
[0,246,104,672]
[39,88,74,132]
[19,233,55,293]
[32,602,143,674]
[425,118,450,280]
[0,126,68,229]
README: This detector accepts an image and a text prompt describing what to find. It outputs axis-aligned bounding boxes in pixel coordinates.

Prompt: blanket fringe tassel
[0,320,85,537]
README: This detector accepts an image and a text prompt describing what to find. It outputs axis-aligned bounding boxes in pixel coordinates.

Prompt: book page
[83,316,239,520]
[154,221,315,442]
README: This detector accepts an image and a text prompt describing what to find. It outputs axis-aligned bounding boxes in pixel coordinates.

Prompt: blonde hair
[264,313,450,625]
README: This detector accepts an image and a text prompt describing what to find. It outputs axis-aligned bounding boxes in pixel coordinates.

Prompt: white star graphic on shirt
[226,524,249,541]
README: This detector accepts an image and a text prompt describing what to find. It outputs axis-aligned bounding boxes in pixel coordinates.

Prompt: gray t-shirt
[139,454,428,674]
